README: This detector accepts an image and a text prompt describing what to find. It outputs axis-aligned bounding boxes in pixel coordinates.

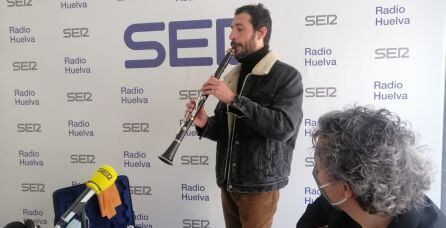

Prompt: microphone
[54,165,117,228]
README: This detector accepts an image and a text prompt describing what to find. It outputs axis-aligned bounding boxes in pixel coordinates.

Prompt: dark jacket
[296,195,446,228]
[197,51,303,192]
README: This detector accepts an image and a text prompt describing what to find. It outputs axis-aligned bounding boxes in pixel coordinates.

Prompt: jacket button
[234,140,239,145]
[228,185,233,189]
[232,163,236,168]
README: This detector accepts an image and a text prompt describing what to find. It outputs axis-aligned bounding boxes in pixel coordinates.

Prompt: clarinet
[158,48,235,165]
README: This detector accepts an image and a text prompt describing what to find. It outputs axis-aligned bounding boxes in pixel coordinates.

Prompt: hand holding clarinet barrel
[185,76,236,127]
[184,99,207,128]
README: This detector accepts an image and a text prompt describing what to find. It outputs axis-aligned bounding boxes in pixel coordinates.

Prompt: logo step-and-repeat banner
[1,0,445,227]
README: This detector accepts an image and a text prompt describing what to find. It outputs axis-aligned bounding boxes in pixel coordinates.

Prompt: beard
[231,34,257,61]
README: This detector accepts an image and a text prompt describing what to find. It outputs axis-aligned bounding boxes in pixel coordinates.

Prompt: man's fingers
[204,77,219,86]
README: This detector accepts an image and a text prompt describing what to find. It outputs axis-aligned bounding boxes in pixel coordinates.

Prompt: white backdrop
[1,0,445,227]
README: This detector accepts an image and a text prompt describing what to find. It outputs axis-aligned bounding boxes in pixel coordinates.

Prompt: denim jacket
[197,51,303,192]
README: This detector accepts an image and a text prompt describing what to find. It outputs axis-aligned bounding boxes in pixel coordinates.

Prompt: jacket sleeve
[228,67,303,141]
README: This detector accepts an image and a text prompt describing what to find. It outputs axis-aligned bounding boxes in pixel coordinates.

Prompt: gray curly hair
[313,106,432,217]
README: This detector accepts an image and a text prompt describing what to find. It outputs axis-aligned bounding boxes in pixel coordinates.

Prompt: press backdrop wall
[1,0,445,227]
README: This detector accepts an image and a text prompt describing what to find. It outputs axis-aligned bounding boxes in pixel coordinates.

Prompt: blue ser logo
[124,18,237,68]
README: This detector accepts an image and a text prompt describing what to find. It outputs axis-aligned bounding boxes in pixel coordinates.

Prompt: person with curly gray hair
[297,106,446,228]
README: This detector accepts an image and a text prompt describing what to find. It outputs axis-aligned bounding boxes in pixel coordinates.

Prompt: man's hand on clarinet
[202,77,235,104]
[185,99,208,128]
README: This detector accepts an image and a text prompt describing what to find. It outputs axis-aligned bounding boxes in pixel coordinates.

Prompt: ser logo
[12,61,37,71]
[122,123,150,133]
[63,28,89,38]
[305,15,337,26]
[67,92,93,102]
[305,156,315,167]
[181,155,209,165]
[21,183,45,192]
[130,185,152,196]
[70,154,96,164]
[179,90,202,100]
[124,18,237,68]
[98,167,113,180]
[375,47,409,59]
[7,0,32,7]
[183,219,210,228]
[305,87,337,98]
[17,123,41,132]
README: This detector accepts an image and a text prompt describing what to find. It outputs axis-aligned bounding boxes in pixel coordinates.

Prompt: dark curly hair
[235,3,272,46]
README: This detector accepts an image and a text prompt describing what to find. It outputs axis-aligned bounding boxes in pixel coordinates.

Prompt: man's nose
[229,30,236,41]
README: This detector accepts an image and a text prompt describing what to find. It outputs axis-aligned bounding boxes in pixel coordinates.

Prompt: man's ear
[256,26,267,40]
